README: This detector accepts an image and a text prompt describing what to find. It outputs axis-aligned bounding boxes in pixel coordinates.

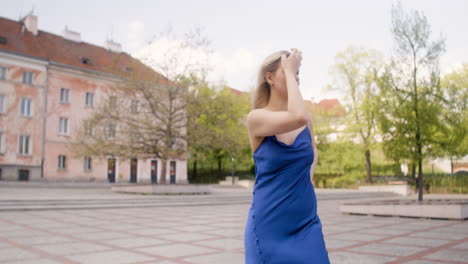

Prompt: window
[59,117,68,135]
[130,128,139,142]
[170,161,176,184]
[107,124,116,138]
[0,67,6,80]
[60,88,69,104]
[22,71,33,85]
[131,100,139,113]
[81,57,90,65]
[170,161,176,176]
[109,96,117,110]
[18,135,30,155]
[0,95,4,114]
[84,157,92,171]
[84,120,93,136]
[58,155,66,170]
[0,131,4,153]
[85,92,94,107]
[20,97,32,117]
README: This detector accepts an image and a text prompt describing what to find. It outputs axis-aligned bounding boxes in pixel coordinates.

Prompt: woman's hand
[281,48,302,76]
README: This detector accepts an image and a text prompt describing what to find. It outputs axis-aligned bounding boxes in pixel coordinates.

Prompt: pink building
[0,14,188,183]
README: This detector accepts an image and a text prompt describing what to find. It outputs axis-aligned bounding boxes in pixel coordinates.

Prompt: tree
[69,26,212,184]
[437,64,468,172]
[378,2,446,200]
[330,46,383,184]
[186,77,216,181]
[210,86,250,180]
[187,79,250,181]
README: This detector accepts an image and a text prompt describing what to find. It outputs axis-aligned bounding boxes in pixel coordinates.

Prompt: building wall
[1,51,188,183]
[453,164,468,173]
[0,52,47,180]
[42,65,114,180]
[41,65,188,183]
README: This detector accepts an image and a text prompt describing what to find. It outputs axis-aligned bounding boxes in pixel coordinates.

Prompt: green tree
[437,64,468,172]
[187,80,250,182]
[378,2,446,200]
[186,77,216,181]
[330,46,383,184]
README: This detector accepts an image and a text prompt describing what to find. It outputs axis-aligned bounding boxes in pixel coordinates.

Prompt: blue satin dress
[244,125,330,264]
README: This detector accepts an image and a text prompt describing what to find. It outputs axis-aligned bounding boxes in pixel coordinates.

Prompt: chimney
[105,39,122,53]
[62,26,82,42]
[22,13,38,36]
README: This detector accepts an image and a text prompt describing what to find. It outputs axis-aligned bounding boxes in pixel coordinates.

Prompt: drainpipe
[40,63,49,179]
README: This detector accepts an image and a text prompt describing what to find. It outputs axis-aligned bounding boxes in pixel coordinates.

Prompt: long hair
[252,50,291,109]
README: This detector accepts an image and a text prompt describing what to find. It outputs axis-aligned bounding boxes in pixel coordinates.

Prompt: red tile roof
[306,98,346,117]
[0,16,164,81]
[229,87,245,96]
[227,87,344,117]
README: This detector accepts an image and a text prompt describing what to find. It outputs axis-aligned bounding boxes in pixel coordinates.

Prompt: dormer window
[123,66,133,73]
[81,57,90,65]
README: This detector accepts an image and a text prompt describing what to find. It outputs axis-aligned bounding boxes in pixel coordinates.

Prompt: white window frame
[59,117,69,135]
[84,156,92,171]
[0,66,6,80]
[131,128,139,142]
[22,71,33,85]
[60,88,69,104]
[131,99,139,113]
[84,120,93,136]
[85,92,94,107]
[18,134,31,155]
[0,94,5,114]
[58,155,66,170]
[0,131,4,153]
[108,124,116,138]
[20,97,33,117]
[109,96,117,110]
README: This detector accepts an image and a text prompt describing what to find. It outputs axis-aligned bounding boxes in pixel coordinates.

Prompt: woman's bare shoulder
[246,109,267,153]
[246,108,268,127]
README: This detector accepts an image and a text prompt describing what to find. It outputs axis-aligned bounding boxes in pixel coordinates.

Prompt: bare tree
[69,26,212,184]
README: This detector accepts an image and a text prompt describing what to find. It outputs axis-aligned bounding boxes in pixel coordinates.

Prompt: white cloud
[127,20,145,35]
[132,38,346,102]
[133,37,260,90]
[134,36,211,81]
[120,20,146,53]
[441,62,464,75]
[207,48,260,90]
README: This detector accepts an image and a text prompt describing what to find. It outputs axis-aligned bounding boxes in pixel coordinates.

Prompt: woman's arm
[247,49,307,136]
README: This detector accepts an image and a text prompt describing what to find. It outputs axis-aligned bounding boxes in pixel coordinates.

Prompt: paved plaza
[0,183,466,264]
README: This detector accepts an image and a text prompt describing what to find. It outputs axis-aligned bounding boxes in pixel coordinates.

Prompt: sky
[2,0,467,102]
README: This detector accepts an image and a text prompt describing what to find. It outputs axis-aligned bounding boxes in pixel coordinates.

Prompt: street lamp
[231,156,236,185]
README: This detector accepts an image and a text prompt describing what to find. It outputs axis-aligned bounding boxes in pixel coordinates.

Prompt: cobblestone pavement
[0,184,466,264]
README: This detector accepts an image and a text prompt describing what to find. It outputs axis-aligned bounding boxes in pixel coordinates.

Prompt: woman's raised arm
[247,49,308,136]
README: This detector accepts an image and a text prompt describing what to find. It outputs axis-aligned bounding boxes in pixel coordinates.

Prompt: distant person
[244,48,330,263]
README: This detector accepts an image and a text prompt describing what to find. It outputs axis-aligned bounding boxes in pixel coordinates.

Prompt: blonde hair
[252,50,291,109]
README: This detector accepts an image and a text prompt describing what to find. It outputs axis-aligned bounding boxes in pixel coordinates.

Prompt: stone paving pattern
[0,186,466,264]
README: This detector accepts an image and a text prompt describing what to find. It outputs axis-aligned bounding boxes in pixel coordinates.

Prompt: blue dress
[244,125,330,264]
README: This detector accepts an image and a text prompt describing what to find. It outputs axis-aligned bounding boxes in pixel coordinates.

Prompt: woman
[244,48,330,263]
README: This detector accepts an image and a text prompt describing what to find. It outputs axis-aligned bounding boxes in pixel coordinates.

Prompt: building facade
[0,14,188,183]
